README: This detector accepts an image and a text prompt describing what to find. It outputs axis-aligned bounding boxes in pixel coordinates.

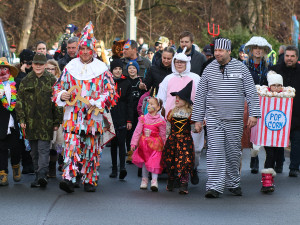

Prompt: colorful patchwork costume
[52,22,117,190]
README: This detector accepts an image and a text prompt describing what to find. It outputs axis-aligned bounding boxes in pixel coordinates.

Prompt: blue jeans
[289,129,300,170]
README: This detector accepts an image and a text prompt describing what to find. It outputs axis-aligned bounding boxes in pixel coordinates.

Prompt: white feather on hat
[244,36,272,54]
[267,70,283,87]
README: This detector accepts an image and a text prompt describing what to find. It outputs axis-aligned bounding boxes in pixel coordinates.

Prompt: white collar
[66,57,108,80]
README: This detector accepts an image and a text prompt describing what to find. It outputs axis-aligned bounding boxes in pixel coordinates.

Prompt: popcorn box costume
[52,22,117,186]
[250,85,295,147]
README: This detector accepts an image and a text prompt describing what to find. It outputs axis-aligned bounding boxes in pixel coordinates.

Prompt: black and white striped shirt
[191,58,261,122]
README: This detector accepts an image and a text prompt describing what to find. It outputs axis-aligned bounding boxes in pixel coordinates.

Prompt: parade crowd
[1,22,300,198]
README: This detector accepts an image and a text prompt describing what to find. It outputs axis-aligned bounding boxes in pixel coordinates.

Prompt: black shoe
[166,179,174,191]
[179,183,188,195]
[250,156,259,174]
[289,169,298,177]
[261,185,275,193]
[22,164,35,174]
[190,169,199,185]
[228,187,243,196]
[275,166,283,174]
[205,189,220,198]
[38,177,48,188]
[59,179,74,193]
[119,169,127,180]
[84,183,96,192]
[31,174,40,188]
[109,170,118,178]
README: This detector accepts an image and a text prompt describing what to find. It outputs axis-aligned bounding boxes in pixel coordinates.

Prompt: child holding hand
[131,96,166,192]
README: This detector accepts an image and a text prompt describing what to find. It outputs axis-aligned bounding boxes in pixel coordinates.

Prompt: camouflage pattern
[15,70,63,141]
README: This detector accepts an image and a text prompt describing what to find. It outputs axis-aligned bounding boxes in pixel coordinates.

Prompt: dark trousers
[111,128,127,171]
[289,129,300,170]
[126,117,138,152]
[264,146,284,169]
[0,128,23,173]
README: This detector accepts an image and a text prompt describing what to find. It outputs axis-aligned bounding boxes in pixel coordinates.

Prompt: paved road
[1,148,300,225]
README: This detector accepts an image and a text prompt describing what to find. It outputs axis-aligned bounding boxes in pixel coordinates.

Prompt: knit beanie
[126,61,140,74]
[267,71,283,87]
[110,59,123,72]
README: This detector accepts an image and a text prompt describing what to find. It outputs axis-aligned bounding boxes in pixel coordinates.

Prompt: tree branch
[53,0,92,13]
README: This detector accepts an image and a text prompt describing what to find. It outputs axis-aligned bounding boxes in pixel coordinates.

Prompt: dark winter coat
[270,62,300,131]
[127,76,145,120]
[15,70,63,141]
[244,59,272,85]
[144,59,172,92]
[111,75,134,129]
[58,53,73,71]
[177,45,206,76]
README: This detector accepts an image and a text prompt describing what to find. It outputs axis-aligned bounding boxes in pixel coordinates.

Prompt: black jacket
[270,62,300,130]
[0,79,21,140]
[127,76,145,119]
[58,54,73,71]
[177,45,206,76]
[121,54,151,78]
[111,75,134,129]
[144,59,172,92]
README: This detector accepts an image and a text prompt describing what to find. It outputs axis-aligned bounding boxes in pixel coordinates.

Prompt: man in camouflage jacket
[16,53,62,188]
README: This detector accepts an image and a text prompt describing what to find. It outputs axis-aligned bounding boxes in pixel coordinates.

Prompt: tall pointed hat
[170,80,193,105]
[78,21,97,51]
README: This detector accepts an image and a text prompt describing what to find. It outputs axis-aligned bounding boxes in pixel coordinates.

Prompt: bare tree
[18,0,36,52]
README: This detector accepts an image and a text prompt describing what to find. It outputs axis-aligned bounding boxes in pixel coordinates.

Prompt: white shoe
[150,179,158,192]
[140,178,148,189]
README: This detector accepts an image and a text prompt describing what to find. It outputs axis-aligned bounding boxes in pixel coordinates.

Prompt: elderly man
[122,39,151,77]
[58,36,79,71]
[16,53,62,188]
[192,38,260,198]
[270,45,300,177]
[53,22,118,193]
[0,58,23,186]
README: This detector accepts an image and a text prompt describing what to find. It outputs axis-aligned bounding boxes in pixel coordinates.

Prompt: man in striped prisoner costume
[191,38,261,198]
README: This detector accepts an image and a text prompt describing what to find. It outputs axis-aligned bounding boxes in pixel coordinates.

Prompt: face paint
[89,50,93,55]
[79,50,83,55]
[0,67,10,81]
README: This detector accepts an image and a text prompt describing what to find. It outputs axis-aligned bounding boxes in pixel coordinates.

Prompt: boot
[126,150,133,164]
[84,183,96,192]
[59,179,74,193]
[140,178,148,189]
[0,170,8,186]
[261,168,276,193]
[150,179,158,192]
[250,156,259,174]
[190,168,199,185]
[119,169,127,180]
[109,168,118,178]
[48,150,57,178]
[38,170,48,188]
[12,164,21,182]
[31,173,40,188]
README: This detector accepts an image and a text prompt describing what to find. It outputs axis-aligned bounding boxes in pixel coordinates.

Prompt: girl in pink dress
[131,97,166,192]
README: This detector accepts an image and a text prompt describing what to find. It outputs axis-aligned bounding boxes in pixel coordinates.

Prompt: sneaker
[228,187,243,196]
[38,172,48,188]
[59,179,74,193]
[190,169,199,185]
[289,169,298,177]
[140,178,148,189]
[179,183,188,195]
[84,183,96,192]
[166,179,174,191]
[150,179,158,192]
[12,164,21,182]
[31,174,40,188]
[0,170,8,186]
[205,189,220,198]
[119,169,127,180]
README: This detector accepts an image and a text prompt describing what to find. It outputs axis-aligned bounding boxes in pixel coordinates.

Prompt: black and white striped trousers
[206,117,243,193]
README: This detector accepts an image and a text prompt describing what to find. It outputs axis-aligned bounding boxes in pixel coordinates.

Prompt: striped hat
[214,38,231,51]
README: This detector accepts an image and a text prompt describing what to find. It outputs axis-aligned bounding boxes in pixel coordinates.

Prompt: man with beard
[177,31,206,76]
[270,45,300,177]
